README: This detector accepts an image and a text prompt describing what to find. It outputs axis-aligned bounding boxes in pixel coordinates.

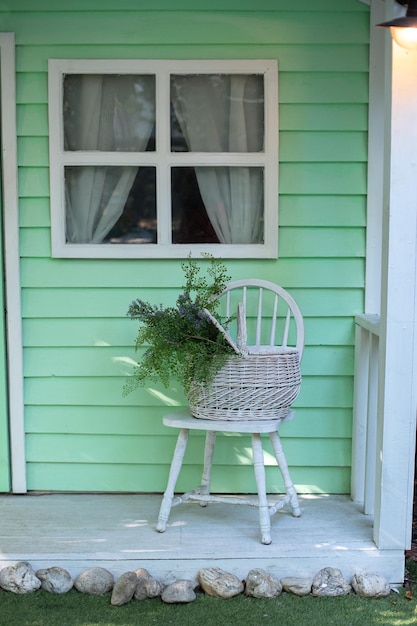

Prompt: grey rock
[111,571,138,606]
[36,567,73,594]
[245,568,282,598]
[351,572,391,597]
[281,576,313,596]
[198,567,244,598]
[0,561,41,594]
[134,567,163,600]
[74,567,114,595]
[312,567,351,597]
[161,579,196,603]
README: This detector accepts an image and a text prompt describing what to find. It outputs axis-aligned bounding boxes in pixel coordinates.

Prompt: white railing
[351,313,380,515]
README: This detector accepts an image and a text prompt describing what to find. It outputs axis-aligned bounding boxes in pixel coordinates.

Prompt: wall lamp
[378,0,417,50]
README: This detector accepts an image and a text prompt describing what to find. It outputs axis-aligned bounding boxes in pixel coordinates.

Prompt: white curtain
[64,75,154,243]
[171,74,264,244]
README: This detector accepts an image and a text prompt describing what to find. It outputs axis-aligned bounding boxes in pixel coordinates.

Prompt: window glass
[171,167,219,244]
[64,74,156,152]
[105,167,157,244]
[65,166,157,244]
[170,74,264,153]
[171,166,264,244]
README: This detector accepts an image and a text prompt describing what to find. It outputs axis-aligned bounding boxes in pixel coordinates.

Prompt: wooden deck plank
[0,494,405,583]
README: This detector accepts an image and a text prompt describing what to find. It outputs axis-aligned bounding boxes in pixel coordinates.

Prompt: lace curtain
[64,74,155,243]
[171,74,264,244]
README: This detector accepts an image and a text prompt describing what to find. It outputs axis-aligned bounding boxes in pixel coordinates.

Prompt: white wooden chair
[156,279,304,544]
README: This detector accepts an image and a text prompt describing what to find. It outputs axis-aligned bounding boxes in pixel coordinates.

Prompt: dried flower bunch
[124,255,236,396]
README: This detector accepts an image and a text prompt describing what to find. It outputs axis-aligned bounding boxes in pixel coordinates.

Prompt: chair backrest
[216,279,304,360]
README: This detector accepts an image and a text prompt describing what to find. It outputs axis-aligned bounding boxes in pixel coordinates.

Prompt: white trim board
[48,58,279,259]
[0,33,26,493]
[374,41,417,550]
[364,0,392,314]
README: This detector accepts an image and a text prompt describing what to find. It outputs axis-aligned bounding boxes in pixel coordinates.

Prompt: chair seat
[163,410,295,433]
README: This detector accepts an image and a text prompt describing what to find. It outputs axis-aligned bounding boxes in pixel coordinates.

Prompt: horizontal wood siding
[7,0,368,493]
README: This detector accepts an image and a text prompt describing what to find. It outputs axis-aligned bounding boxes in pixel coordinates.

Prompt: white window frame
[48,59,278,259]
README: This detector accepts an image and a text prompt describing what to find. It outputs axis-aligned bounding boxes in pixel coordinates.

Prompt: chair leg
[156,428,189,532]
[251,433,272,545]
[199,431,216,505]
[269,431,302,517]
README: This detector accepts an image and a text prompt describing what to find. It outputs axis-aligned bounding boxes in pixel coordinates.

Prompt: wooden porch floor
[0,493,405,584]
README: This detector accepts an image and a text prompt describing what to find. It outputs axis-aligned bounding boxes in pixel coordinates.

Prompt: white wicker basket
[187,347,302,421]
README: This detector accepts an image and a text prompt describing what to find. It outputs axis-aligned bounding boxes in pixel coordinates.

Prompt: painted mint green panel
[301,346,354,376]
[25,434,351,469]
[18,168,49,196]
[20,258,365,288]
[16,104,48,136]
[23,376,353,409]
[279,228,365,258]
[17,138,49,167]
[280,132,367,162]
[279,164,367,195]
[20,228,50,257]
[26,463,351,494]
[22,317,355,348]
[279,196,366,227]
[24,377,186,407]
[290,290,363,317]
[8,0,369,494]
[8,1,368,12]
[16,74,47,104]
[25,406,352,438]
[19,199,50,228]
[17,44,369,73]
[21,287,363,318]
[280,104,368,131]
[8,13,369,46]
[20,287,184,317]
[296,377,354,409]
[280,73,368,104]
[23,345,354,377]
[25,406,174,437]
[304,318,355,347]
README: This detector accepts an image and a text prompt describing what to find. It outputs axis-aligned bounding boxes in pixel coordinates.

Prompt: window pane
[171,167,219,243]
[171,166,264,244]
[170,74,264,153]
[65,166,156,244]
[64,74,156,152]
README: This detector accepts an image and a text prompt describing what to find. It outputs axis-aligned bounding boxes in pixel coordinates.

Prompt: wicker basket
[187,348,301,421]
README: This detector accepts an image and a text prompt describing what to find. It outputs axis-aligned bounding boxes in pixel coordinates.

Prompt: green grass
[1,562,417,626]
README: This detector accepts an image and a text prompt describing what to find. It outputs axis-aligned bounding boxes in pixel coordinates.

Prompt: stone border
[0,562,393,604]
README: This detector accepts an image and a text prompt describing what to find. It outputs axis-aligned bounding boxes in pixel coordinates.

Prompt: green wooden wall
[5,0,368,493]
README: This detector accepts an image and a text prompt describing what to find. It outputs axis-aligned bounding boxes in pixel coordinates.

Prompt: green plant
[124,256,236,396]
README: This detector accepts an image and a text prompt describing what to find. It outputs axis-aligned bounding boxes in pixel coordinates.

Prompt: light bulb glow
[391,26,417,50]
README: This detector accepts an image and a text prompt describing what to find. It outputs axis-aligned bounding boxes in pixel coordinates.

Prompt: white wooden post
[351,0,389,513]
[351,322,371,506]
[351,314,380,514]
[373,40,417,549]
[364,0,392,314]
[0,34,26,493]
